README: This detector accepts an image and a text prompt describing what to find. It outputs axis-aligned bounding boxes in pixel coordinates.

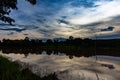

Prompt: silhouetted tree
[0,0,36,24]
[73,38,82,46]
[69,36,74,40]
[24,37,30,41]
[46,39,53,45]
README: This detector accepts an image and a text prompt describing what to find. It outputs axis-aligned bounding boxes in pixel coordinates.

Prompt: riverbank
[0,56,59,80]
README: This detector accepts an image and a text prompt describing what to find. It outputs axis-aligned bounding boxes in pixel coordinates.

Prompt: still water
[0,51,120,80]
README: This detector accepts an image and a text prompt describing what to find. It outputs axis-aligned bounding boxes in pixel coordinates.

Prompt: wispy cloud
[0,28,26,32]
[101,26,115,31]
[0,0,120,39]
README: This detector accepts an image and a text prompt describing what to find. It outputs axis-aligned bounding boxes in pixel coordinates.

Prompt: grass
[0,56,59,80]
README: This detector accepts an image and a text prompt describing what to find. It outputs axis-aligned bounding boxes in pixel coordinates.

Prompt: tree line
[0,36,96,48]
[0,36,120,57]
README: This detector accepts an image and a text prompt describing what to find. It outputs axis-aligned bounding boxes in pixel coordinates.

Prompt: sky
[0,0,120,40]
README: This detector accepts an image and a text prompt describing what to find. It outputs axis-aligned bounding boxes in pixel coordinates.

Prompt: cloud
[56,0,120,25]
[57,19,70,25]
[7,32,14,35]
[101,26,115,31]
[1,0,120,39]
[0,24,16,27]
[80,22,104,27]
[0,28,26,32]
[94,31,120,39]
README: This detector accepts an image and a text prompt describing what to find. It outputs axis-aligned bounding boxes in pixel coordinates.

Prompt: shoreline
[0,55,59,80]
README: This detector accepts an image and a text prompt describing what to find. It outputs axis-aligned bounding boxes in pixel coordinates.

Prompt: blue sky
[0,0,120,39]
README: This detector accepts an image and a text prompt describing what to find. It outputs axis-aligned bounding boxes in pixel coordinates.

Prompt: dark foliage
[0,37,120,57]
[0,0,36,24]
[0,56,59,80]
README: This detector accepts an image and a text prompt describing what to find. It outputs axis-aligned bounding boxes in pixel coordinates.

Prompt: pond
[0,51,120,80]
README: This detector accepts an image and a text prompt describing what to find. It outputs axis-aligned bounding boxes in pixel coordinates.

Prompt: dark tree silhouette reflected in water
[0,37,120,57]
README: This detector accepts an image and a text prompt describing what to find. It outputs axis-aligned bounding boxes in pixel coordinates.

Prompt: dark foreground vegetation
[0,56,59,80]
[0,36,120,57]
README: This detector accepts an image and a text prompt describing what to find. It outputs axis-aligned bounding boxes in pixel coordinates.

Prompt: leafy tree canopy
[0,0,36,25]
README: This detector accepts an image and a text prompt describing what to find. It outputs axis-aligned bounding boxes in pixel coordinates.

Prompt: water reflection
[0,51,120,80]
[1,47,120,58]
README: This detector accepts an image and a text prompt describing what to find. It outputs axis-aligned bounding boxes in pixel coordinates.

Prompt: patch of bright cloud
[58,0,120,25]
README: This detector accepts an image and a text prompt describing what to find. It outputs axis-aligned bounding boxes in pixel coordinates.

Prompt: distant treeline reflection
[0,37,120,57]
